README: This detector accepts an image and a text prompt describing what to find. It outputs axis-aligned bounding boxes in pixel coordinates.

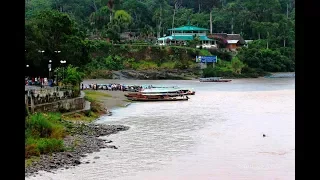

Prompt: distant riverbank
[266,72,295,78]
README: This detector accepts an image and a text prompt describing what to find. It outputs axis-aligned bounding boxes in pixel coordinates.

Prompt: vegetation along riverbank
[25,88,131,177]
[25,0,294,80]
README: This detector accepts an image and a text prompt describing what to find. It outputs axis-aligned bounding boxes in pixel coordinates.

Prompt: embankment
[83,43,231,79]
[25,122,129,177]
[112,69,200,80]
[25,90,132,177]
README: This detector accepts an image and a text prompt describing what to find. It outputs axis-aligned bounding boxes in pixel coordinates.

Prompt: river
[26,77,295,180]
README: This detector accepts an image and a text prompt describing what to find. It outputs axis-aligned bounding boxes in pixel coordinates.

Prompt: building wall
[227,44,238,49]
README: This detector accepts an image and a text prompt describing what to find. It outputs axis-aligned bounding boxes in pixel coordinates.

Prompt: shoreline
[25,123,129,177]
[25,90,132,177]
[83,71,295,81]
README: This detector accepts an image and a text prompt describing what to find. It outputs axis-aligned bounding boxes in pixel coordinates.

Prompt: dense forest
[25,0,295,78]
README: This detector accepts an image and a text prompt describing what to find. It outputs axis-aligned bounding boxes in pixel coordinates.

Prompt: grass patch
[25,156,40,167]
[25,113,66,158]
[159,61,176,70]
[62,111,99,122]
[62,95,107,123]
[132,61,159,70]
[84,90,112,102]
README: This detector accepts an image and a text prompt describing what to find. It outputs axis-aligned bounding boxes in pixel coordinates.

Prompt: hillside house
[156,23,216,48]
[208,33,246,50]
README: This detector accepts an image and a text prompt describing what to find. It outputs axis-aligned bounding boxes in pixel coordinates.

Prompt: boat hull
[199,77,232,82]
[129,98,189,101]
[200,79,232,82]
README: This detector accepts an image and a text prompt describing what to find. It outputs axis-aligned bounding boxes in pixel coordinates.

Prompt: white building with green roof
[156,23,216,48]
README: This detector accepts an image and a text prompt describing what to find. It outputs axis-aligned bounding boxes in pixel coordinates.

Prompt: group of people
[81,83,143,92]
[25,76,55,87]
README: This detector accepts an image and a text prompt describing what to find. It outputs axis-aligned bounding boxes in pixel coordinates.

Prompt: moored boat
[125,88,190,101]
[143,85,196,95]
[129,95,189,101]
[199,77,232,82]
[175,88,195,95]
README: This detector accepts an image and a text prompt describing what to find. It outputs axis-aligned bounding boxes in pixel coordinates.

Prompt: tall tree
[172,0,182,34]
[114,10,132,32]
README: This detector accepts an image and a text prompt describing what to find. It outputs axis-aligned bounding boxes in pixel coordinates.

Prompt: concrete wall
[32,96,85,113]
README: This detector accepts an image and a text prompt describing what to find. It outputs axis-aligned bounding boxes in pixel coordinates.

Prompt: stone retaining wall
[31,96,85,113]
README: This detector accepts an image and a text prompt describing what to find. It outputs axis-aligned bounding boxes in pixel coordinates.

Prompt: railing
[171,33,206,36]
[25,85,78,107]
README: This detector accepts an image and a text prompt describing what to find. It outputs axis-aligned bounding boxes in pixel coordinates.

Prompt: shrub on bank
[199,49,212,56]
[84,69,113,79]
[202,59,268,78]
[133,61,159,70]
[159,61,176,69]
[25,113,66,158]
[26,138,64,157]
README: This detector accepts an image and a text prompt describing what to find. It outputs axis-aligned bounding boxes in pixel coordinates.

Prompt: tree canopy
[25,0,295,75]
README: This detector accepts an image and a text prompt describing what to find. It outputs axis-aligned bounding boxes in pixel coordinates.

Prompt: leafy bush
[208,49,232,61]
[26,113,66,139]
[203,66,235,78]
[25,113,66,158]
[25,144,40,158]
[159,62,176,69]
[84,69,113,79]
[199,49,212,56]
[27,113,54,138]
[133,61,158,70]
[237,46,294,72]
[35,138,64,154]
[230,57,245,74]
[104,55,124,70]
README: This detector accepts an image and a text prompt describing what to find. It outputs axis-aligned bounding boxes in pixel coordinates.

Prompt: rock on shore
[25,122,129,177]
[112,69,200,80]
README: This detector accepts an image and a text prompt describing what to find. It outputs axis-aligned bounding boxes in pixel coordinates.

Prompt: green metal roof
[158,35,213,41]
[168,25,209,31]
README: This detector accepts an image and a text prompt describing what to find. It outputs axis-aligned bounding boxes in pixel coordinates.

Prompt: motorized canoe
[199,77,232,82]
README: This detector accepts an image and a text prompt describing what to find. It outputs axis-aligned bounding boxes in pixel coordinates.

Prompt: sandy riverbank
[94,90,131,111]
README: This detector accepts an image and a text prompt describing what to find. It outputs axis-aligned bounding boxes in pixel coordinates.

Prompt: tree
[89,6,111,31]
[191,12,209,28]
[152,0,169,38]
[25,0,53,18]
[114,10,132,32]
[101,0,121,22]
[231,57,245,74]
[171,8,193,27]
[62,65,84,85]
[122,0,153,31]
[61,65,84,97]
[25,10,88,75]
[171,0,182,34]
[187,34,200,48]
